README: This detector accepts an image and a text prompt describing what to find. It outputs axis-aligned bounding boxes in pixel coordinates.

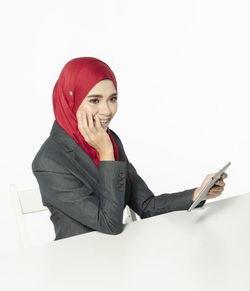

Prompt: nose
[98,101,112,116]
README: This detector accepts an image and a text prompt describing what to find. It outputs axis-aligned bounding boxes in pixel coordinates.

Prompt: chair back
[9,184,54,249]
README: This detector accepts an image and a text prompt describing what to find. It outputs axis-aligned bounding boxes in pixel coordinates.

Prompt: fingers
[215,179,225,186]
[203,171,228,200]
[77,111,104,135]
[209,185,224,192]
[77,111,95,140]
[83,111,96,135]
[81,111,88,128]
[207,185,224,200]
[94,114,102,130]
[207,192,220,199]
[208,172,228,181]
[221,173,228,179]
[77,111,89,140]
[87,111,94,130]
[215,172,228,186]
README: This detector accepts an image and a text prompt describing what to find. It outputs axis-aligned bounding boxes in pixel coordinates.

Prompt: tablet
[187,161,231,212]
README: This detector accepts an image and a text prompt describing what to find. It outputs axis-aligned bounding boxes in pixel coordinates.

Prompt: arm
[109,129,206,219]
[32,160,127,235]
[127,162,205,219]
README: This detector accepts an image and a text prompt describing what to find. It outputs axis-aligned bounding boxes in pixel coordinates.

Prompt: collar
[49,120,78,152]
[49,120,123,179]
[49,120,117,154]
[50,120,100,177]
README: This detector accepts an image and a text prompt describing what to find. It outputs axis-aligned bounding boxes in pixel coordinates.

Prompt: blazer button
[119,172,125,177]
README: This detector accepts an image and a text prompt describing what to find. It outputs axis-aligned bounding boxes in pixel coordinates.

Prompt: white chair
[124,204,138,224]
[10,184,138,249]
[9,184,54,249]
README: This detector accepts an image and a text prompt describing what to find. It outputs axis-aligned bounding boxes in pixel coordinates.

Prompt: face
[76,79,118,131]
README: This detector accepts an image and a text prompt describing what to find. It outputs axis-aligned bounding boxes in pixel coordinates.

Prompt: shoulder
[108,128,119,140]
[31,136,68,174]
[109,128,129,162]
[109,128,124,148]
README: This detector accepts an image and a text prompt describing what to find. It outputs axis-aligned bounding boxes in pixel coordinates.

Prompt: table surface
[1,192,250,291]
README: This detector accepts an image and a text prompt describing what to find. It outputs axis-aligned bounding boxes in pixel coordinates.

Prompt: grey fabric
[32,121,205,240]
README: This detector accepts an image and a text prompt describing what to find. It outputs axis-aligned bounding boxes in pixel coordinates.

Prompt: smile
[94,119,110,126]
[100,120,109,125]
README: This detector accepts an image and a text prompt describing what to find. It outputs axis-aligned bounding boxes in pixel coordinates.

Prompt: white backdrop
[0,0,249,254]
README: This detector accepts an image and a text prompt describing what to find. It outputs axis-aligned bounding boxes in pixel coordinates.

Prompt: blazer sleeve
[32,160,128,235]
[109,130,206,219]
[127,162,205,219]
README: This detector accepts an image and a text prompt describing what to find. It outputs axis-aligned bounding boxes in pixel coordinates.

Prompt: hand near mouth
[76,111,113,155]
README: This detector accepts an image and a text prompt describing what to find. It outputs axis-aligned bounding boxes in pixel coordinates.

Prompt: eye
[89,97,118,104]
[89,99,99,104]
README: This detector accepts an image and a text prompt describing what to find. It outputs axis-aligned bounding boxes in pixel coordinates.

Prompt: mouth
[100,120,109,127]
[94,118,110,127]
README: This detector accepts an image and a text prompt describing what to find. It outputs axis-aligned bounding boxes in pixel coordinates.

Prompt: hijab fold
[52,57,119,168]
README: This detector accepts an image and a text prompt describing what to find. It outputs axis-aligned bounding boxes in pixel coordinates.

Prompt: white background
[0,0,249,255]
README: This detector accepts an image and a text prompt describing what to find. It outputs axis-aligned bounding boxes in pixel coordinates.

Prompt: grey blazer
[32,121,205,240]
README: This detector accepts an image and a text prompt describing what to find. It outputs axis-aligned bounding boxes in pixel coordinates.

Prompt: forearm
[140,188,197,218]
[33,161,128,236]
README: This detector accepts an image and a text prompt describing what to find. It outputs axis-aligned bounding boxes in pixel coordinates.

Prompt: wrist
[98,144,113,154]
[99,149,115,161]
[192,187,200,201]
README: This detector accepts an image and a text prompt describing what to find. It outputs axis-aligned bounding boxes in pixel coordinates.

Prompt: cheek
[111,103,118,113]
[85,106,96,115]
[78,105,95,115]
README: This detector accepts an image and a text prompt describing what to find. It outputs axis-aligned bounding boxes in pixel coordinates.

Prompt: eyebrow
[86,93,118,98]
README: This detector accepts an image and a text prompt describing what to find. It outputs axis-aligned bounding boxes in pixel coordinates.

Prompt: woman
[32,57,227,241]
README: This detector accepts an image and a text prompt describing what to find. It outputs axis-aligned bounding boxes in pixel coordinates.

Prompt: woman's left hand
[192,172,228,201]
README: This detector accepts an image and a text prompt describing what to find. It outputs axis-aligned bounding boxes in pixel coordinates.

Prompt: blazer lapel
[49,120,131,208]
[49,120,100,188]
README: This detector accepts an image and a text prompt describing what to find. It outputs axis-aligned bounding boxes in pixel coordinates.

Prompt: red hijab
[52,57,119,168]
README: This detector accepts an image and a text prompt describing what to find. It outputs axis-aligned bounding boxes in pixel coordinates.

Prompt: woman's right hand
[77,111,113,154]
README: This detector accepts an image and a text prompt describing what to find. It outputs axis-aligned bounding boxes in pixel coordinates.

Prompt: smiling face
[76,79,118,131]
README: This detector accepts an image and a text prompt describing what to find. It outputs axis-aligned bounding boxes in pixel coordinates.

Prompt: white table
[1,193,250,291]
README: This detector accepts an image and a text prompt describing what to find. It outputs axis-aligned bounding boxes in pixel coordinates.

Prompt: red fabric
[52,57,119,168]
